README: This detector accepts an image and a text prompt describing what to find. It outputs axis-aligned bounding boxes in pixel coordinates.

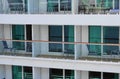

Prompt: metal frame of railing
[1,39,120,61]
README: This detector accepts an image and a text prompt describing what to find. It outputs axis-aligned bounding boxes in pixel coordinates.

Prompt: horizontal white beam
[0,56,120,73]
[0,14,120,26]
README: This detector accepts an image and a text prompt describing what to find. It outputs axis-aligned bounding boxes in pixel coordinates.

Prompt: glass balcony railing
[78,0,120,14]
[1,39,120,62]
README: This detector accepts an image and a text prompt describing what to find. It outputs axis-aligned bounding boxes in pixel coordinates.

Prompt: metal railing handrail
[0,39,120,46]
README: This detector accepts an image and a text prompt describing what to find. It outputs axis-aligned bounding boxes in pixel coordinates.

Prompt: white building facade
[0,0,120,79]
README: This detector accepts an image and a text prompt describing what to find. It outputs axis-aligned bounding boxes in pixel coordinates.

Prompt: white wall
[81,71,88,79]
[33,67,49,79]
[33,67,41,79]
[28,0,39,14]
[1,14,120,26]
[81,26,88,56]
[75,70,81,79]
[5,65,12,79]
[32,25,41,56]
[39,0,47,13]
[0,65,5,79]
[40,25,48,54]
[41,68,49,79]
[75,26,81,59]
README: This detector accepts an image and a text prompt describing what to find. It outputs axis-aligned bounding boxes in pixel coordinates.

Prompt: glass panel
[24,67,33,79]
[8,0,23,3]
[50,69,63,79]
[114,0,119,9]
[24,0,28,12]
[89,71,101,79]
[64,25,74,54]
[103,27,119,55]
[12,66,22,79]
[65,70,74,79]
[12,25,25,50]
[103,72,119,79]
[89,26,101,55]
[60,0,71,11]
[47,0,58,12]
[97,0,113,9]
[49,26,62,52]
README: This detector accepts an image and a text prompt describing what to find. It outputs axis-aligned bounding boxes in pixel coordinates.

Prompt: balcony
[78,0,120,14]
[0,39,120,62]
[0,0,119,15]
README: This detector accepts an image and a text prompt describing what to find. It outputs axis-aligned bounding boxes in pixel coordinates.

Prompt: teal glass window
[12,25,25,50]
[12,66,22,79]
[97,0,113,8]
[24,67,33,79]
[47,0,58,12]
[114,0,119,9]
[103,72,118,79]
[60,0,71,11]
[47,0,71,12]
[50,69,74,79]
[65,70,74,79]
[103,27,119,55]
[49,26,62,52]
[103,72,119,79]
[50,69,63,79]
[89,26,101,55]
[89,71,101,79]
[64,25,74,54]
[49,25,74,54]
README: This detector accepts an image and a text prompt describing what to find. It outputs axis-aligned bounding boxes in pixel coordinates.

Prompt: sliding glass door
[89,26,101,55]
[12,66,33,79]
[47,0,71,12]
[50,69,74,79]
[49,25,62,52]
[103,27,119,55]
[49,25,74,54]
[64,25,74,54]
[12,25,25,50]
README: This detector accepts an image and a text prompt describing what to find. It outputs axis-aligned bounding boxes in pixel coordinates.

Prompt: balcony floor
[0,52,32,57]
[37,54,74,59]
[79,56,120,62]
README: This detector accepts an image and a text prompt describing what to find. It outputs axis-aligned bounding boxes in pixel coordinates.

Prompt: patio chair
[2,41,15,52]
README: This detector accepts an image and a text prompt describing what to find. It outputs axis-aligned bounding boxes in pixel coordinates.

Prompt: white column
[75,26,81,59]
[32,25,41,57]
[33,67,41,79]
[71,0,75,14]
[75,70,81,79]
[81,26,89,57]
[5,65,12,79]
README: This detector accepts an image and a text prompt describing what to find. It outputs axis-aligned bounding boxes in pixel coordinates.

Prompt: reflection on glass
[50,69,63,79]
[49,26,62,52]
[103,27,119,55]
[64,25,74,54]
[12,66,22,79]
[103,72,118,79]
[12,25,25,50]
[89,71,101,79]
[89,26,101,55]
